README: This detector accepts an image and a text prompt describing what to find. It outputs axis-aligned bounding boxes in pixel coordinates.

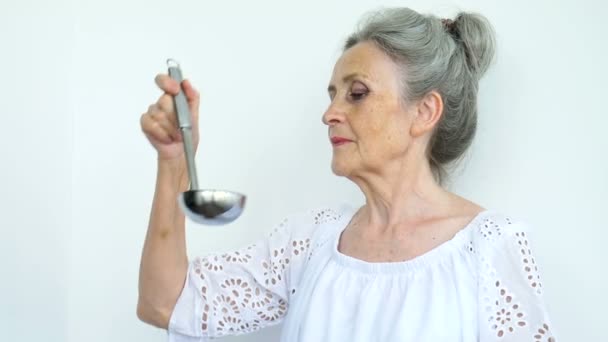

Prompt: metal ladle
[167,59,246,225]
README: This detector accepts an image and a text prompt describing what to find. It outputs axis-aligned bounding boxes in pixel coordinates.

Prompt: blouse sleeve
[166,209,322,341]
[476,216,557,341]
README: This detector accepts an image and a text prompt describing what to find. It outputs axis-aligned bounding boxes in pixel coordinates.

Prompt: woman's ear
[410,90,444,138]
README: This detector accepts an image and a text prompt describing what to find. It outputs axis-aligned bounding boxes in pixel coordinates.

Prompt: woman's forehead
[330,42,401,88]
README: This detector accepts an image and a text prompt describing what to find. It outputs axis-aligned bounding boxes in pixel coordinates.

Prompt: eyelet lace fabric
[167,208,343,341]
[476,216,557,341]
[167,206,556,341]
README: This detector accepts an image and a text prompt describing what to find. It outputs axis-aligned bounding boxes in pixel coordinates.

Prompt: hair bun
[451,12,496,79]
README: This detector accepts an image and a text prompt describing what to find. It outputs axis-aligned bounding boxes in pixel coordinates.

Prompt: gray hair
[344,7,496,186]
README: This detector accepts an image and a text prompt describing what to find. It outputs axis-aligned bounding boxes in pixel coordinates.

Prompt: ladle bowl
[178,189,246,225]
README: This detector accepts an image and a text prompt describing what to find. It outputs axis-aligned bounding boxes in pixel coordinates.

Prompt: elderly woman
[137,7,556,342]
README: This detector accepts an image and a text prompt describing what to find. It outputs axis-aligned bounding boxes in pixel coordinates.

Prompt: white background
[1,0,606,341]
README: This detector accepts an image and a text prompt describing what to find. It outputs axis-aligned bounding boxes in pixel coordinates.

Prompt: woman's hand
[140,75,200,162]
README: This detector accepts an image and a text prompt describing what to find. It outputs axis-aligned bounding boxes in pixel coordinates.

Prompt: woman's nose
[322,103,345,126]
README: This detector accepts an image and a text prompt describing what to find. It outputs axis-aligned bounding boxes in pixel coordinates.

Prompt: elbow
[137,299,171,330]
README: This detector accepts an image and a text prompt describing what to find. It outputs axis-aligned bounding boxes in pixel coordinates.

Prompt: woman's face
[323,41,416,179]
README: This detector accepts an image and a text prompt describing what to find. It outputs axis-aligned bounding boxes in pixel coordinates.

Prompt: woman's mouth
[330,136,353,146]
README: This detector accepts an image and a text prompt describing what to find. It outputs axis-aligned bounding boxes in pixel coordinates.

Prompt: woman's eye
[349,91,367,100]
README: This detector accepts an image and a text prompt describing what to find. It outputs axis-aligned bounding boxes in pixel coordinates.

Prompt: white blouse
[167,204,557,341]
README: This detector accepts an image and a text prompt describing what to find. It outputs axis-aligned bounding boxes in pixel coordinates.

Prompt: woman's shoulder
[470,209,549,300]
[275,203,356,239]
[469,209,537,252]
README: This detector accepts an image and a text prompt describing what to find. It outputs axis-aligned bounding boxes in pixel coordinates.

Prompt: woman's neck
[349,159,457,235]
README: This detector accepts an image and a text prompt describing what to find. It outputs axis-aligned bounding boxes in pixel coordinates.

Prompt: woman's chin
[330,160,350,177]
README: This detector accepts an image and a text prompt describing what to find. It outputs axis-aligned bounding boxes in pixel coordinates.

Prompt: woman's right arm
[137,74,200,328]
[137,158,189,329]
[136,73,320,339]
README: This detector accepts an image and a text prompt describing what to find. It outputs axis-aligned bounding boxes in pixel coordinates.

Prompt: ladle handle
[167,59,199,190]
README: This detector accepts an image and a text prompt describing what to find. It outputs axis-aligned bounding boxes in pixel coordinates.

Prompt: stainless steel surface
[180,127,199,190]
[167,59,192,129]
[178,189,246,225]
[167,59,246,225]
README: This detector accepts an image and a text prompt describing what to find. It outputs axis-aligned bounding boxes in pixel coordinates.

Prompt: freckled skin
[323,41,417,179]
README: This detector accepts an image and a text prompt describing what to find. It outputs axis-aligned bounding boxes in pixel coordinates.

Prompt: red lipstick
[330,136,353,146]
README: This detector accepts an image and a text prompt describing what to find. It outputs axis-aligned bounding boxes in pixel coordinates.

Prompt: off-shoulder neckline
[330,204,495,274]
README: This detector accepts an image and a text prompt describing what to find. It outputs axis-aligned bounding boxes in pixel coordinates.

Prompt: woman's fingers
[182,79,200,109]
[148,104,182,141]
[141,72,199,159]
[154,74,180,95]
[140,112,172,144]
[143,73,199,151]
[141,105,182,143]
[154,76,200,125]
[154,74,199,107]
[156,94,175,119]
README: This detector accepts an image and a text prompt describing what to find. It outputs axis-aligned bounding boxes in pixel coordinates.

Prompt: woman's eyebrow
[327,73,367,93]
